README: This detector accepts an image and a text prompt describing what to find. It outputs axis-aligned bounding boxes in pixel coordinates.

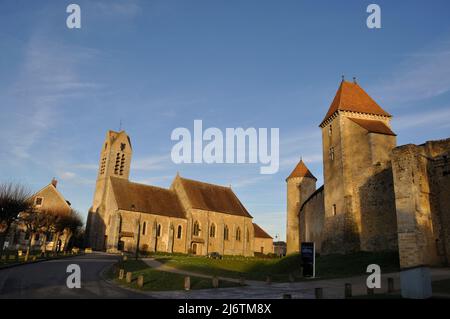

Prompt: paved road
[0,253,147,299]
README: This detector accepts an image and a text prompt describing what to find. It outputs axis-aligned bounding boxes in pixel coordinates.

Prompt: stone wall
[392,138,450,268]
[299,186,325,253]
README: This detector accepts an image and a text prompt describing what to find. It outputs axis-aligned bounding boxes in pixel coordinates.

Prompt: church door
[192,243,197,255]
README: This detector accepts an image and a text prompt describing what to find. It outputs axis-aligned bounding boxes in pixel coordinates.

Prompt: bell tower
[86,130,132,250]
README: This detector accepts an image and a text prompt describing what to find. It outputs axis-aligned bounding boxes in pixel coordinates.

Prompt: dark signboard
[301,242,315,278]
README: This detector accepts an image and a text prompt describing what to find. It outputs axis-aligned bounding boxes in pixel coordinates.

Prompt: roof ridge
[110,176,173,193]
[179,176,230,190]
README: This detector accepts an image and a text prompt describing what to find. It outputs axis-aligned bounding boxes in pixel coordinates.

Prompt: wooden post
[387,277,394,293]
[315,287,323,299]
[266,276,271,285]
[119,269,125,280]
[282,294,292,299]
[212,276,219,288]
[239,276,245,286]
[137,275,144,288]
[344,283,352,298]
[289,273,295,282]
[184,276,191,291]
[126,272,132,283]
[123,255,128,262]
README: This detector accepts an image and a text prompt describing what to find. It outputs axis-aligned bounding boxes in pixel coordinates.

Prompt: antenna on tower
[341,75,345,82]
[119,119,122,131]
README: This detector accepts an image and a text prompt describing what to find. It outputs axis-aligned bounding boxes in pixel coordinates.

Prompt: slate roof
[348,117,396,136]
[253,223,272,239]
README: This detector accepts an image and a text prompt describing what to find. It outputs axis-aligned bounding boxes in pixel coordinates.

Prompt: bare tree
[0,183,32,255]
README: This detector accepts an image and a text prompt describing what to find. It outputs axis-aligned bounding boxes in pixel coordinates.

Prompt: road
[0,252,147,299]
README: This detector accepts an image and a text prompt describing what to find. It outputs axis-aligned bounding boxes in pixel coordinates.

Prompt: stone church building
[85,130,272,256]
[287,80,450,270]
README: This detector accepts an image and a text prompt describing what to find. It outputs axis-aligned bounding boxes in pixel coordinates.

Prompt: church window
[120,154,125,176]
[114,153,121,174]
[328,125,332,136]
[193,221,200,236]
[246,229,250,242]
[329,147,335,161]
[104,143,108,150]
[332,204,337,216]
[142,222,147,235]
[224,225,229,241]
[157,224,162,237]
[177,225,182,239]
[210,224,216,238]
[35,197,43,207]
[100,157,107,175]
[236,227,241,241]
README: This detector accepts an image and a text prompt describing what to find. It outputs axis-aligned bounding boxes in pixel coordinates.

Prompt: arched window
[224,225,229,241]
[209,224,216,238]
[246,229,250,242]
[142,221,147,235]
[157,224,161,237]
[177,225,182,239]
[114,152,120,174]
[193,221,200,236]
[236,227,241,241]
[120,154,125,175]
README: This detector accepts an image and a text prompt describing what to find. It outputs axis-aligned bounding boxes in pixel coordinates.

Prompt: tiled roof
[110,177,185,218]
[253,223,272,239]
[321,81,391,126]
[178,177,252,218]
[348,118,396,136]
[286,160,317,181]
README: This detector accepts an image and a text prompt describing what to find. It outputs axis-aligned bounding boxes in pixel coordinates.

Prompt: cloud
[231,175,272,189]
[371,36,450,105]
[394,107,450,130]
[132,154,173,171]
[0,33,100,162]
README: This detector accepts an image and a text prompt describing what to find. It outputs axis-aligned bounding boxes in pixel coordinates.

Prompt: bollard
[119,269,125,280]
[315,288,323,299]
[239,276,246,286]
[282,294,292,299]
[184,276,191,291]
[212,276,219,288]
[137,275,144,288]
[367,287,374,296]
[387,277,394,293]
[24,254,29,262]
[15,253,19,262]
[32,255,37,261]
[266,276,272,285]
[126,272,132,283]
[344,283,352,298]
[123,255,128,262]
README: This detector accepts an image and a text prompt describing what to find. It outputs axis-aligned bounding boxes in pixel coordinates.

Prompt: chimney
[51,178,58,188]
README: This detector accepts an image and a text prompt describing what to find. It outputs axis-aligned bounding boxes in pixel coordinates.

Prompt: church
[85,130,273,256]
[286,79,450,271]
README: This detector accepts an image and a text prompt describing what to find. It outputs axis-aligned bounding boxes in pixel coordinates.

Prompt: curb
[0,253,86,271]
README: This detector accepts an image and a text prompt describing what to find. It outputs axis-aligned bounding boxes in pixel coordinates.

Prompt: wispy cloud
[132,154,173,171]
[0,33,100,161]
[394,106,450,130]
[371,36,450,105]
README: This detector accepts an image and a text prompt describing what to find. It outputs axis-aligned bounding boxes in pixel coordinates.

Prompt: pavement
[0,252,147,299]
[1,252,449,299]
[141,257,450,299]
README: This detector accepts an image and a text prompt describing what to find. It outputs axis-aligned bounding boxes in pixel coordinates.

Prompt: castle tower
[286,160,317,255]
[319,79,398,253]
[86,130,132,250]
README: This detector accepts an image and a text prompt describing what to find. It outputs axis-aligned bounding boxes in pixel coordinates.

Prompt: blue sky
[1,0,450,241]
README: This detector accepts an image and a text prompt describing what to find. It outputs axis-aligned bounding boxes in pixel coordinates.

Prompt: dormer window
[35,197,44,207]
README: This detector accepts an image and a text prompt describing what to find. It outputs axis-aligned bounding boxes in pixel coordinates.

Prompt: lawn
[108,260,240,291]
[154,251,400,282]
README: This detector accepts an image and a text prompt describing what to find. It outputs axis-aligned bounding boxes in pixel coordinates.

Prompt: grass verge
[107,259,240,291]
[154,251,400,282]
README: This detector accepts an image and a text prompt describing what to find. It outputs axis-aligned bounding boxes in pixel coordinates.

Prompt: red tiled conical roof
[320,80,391,126]
[286,160,316,181]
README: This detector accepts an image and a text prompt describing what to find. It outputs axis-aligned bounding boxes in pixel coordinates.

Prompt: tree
[19,208,49,254]
[0,183,31,255]
[55,209,83,252]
